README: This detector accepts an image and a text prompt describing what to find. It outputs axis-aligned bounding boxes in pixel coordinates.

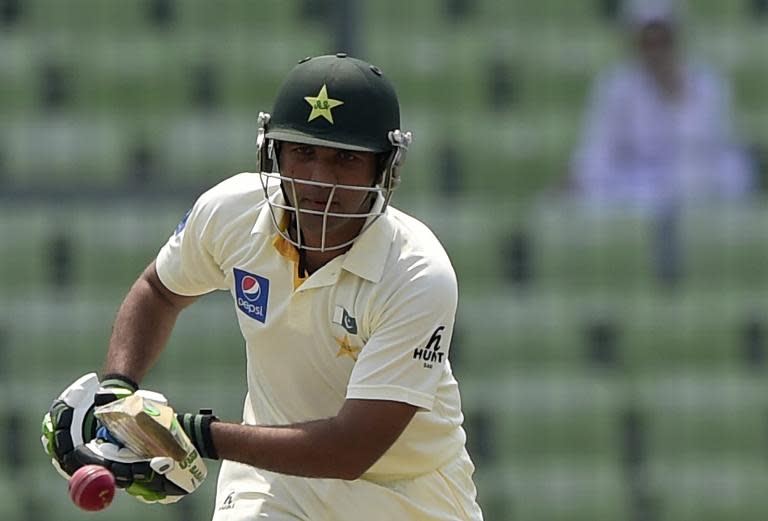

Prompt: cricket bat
[93,393,192,461]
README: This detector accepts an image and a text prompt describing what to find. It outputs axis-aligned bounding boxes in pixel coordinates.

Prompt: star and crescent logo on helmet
[304,84,344,124]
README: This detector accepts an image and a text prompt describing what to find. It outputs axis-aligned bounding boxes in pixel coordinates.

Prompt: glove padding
[42,374,206,504]
[72,431,202,504]
[41,372,136,479]
[90,390,208,503]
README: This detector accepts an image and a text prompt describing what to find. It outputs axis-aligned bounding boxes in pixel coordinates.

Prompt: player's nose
[306,159,338,184]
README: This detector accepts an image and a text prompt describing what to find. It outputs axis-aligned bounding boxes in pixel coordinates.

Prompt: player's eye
[337,150,359,163]
[294,145,314,156]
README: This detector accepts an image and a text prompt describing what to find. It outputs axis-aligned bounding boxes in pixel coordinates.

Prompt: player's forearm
[210,419,375,480]
[103,264,188,383]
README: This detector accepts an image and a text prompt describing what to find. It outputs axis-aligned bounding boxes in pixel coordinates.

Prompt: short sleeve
[346,261,458,411]
[155,196,228,296]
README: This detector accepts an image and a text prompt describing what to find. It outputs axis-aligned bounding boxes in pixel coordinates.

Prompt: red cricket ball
[68,464,116,511]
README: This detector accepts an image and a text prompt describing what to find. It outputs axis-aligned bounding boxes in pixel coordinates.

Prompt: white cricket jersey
[155,173,469,481]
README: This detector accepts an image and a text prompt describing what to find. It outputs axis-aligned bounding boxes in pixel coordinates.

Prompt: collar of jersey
[251,190,394,284]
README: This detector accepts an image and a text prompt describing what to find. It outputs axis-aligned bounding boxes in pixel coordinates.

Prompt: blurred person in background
[566,0,757,287]
[570,0,756,210]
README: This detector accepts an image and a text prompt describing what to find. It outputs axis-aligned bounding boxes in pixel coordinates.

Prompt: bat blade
[94,394,191,461]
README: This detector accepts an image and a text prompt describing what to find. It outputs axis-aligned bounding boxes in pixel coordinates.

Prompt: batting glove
[176,409,220,460]
[56,387,207,504]
[95,391,208,503]
[41,372,137,479]
[70,425,206,504]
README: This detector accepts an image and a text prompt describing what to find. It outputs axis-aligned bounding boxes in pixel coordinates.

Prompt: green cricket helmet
[256,54,413,252]
[267,53,401,152]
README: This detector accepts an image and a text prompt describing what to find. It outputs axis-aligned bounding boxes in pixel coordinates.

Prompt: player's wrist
[100,373,139,393]
[177,410,220,460]
[94,373,138,410]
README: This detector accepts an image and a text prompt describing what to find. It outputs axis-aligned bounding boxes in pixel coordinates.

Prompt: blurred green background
[1,1,768,520]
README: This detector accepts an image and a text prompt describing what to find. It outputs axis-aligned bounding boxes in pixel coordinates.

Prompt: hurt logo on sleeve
[218,491,235,511]
[413,326,446,368]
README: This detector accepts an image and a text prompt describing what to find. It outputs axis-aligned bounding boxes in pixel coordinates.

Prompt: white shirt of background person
[570,0,755,211]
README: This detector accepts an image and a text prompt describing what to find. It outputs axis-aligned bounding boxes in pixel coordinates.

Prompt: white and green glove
[41,372,136,480]
[41,373,213,504]
[88,390,211,504]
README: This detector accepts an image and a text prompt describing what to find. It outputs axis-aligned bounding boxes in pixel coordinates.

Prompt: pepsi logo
[241,276,261,301]
[233,268,270,324]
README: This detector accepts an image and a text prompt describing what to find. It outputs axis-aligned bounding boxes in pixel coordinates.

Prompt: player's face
[278,142,379,246]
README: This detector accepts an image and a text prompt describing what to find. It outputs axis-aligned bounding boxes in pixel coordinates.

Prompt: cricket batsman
[42,53,484,520]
